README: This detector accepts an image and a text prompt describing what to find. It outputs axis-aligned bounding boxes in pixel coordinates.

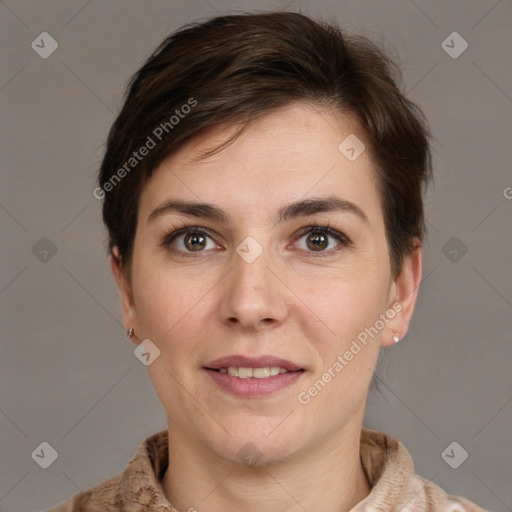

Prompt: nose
[218,242,289,332]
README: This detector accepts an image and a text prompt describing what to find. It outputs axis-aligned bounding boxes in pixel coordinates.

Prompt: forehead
[138,103,382,224]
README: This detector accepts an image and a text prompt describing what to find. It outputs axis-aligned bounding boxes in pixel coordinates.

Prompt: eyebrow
[147,195,369,225]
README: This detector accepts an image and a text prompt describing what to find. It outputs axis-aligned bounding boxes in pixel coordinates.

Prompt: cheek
[131,268,212,405]
[297,280,383,408]
[134,270,205,340]
[297,265,389,338]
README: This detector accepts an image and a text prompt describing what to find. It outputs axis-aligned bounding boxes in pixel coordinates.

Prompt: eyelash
[161,221,352,258]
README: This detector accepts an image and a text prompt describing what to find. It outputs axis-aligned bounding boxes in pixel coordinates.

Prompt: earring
[126,328,134,339]
[393,334,400,343]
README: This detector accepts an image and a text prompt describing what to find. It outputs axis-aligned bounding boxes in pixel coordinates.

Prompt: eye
[162,222,351,258]
[162,226,219,256]
[294,223,351,256]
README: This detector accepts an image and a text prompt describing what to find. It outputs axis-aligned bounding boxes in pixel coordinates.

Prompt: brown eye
[305,232,329,251]
[294,225,351,256]
[184,232,207,251]
[163,227,218,255]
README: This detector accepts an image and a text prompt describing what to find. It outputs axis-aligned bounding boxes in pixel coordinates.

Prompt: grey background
[1,1,511,511]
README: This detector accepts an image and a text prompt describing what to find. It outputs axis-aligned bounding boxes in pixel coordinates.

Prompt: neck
[161,420,371,512]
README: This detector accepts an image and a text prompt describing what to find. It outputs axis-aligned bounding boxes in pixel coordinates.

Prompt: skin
[111,102,422,512]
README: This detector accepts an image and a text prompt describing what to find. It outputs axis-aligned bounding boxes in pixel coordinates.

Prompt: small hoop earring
[393,334,400,343]
[126,328,134,339]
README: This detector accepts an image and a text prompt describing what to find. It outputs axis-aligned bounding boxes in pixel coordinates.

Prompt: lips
[204,355,303,372]
[204,355,305,398]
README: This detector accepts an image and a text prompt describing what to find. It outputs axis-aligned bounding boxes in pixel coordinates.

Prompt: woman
[48,11,487,512]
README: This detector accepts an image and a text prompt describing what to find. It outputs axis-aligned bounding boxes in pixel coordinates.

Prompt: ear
[381,241,422,347]
[111,246,139,346]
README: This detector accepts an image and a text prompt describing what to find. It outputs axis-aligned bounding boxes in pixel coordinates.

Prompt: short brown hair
[98,11,431,276]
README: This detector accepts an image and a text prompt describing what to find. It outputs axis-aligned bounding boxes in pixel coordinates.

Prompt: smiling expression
[113,102,419,464]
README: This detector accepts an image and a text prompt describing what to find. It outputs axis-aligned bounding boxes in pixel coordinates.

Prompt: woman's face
[114,102,420,464]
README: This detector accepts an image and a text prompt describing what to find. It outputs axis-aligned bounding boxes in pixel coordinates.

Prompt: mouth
[205,354,303,372]
[207,366,302,379]
[203,355,305,397]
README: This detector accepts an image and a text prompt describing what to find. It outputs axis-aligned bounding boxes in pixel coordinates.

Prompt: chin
[207,419,302,467]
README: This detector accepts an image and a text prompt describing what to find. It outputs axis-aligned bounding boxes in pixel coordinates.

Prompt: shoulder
[45,472,123,511]
[45,429,172,511]
[358,428,491,512]
[410,473,490,512]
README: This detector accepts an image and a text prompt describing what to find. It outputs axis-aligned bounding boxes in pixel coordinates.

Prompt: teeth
[253,367,270,378]
[238,367,253,379]
[220,366,290,378]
